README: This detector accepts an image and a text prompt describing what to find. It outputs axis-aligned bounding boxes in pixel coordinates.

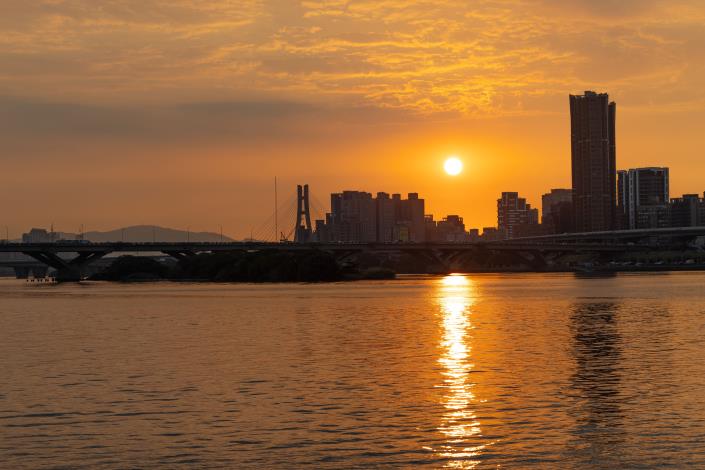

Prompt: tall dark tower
[294,184,313,243]
[570,91,617,232]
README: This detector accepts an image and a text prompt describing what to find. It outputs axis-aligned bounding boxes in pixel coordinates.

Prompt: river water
[1,273,705,468]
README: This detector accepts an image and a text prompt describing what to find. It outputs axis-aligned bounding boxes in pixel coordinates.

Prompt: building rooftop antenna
[274,176,278,243]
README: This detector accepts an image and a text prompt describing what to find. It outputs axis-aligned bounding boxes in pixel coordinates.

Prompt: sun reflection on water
[435,274,486,468]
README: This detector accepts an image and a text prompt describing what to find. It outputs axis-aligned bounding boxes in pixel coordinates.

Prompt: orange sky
[3,0,705,238]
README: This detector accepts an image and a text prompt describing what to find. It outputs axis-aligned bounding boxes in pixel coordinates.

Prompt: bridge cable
[250,191,297,242]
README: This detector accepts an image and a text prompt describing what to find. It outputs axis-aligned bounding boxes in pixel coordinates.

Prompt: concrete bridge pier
[403,249,452,274]
[329,250,360,264]
[510,250,549,271]
[54,266,83,282]
[22,250,110,282]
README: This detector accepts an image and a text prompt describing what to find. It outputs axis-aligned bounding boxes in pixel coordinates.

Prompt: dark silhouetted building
[514,223,548,238]
[22,228,56,243]
[570,91,617,232]
[497,192,539,239]
[542,189,573,234]
[617,167,669,229]
[326,191,377,242]
[481,227,504,241]
[399,193,426,242]
[376,192,395,242]
[435,215,469,242]
[425,215,438,241]
[314,219,329,242]
[319,191,426,242]
[670,193,705,227]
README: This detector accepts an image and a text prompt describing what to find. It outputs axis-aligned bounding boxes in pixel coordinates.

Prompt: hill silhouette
[58,225,235,243]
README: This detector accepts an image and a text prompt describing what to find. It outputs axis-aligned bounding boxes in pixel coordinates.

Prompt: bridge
[0,255,170,280]
[507,226,705,243]
[3,183,705,281]
[2,225,704,281]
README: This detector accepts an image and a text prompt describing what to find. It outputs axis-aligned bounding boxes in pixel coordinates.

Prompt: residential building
[570,91,617,232]
[21,228,56,243]
[542,189,573,234]
[319,191,426,242]
[497,192,539,239]
[435,215,468,242]
[670,193,705,227]
[617,167,670,229]
[481,227,504,241]
[376,192,395,243]
[326,191,377,242]
[399,193,426,242]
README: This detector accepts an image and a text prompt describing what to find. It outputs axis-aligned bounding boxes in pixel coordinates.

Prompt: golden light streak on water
[436,274,487,468]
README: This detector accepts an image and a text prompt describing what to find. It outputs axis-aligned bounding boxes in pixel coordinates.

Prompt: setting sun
[444,157,463,176]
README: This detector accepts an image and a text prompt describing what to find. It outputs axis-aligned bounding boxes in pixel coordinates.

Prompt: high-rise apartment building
[617,167,670,229]
[319,191,426,243]
[541,189,573,234]
[497,192,539,239]
[376,192,395,243]
[326,191,377,242]
[670,193,705,227]
[434,215,468,242]
[570,91,617,232]
[21,228,56,243]
[481,227,504,241]
[401,193,426,243]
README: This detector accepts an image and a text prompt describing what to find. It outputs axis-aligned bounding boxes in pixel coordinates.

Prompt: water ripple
[1,274,705,468]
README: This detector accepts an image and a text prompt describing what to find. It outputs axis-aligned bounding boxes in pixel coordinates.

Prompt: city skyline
[6,159,705,241]
[4,1,705,238]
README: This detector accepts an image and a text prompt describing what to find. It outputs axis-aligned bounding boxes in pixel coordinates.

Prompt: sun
[444,156,463,176]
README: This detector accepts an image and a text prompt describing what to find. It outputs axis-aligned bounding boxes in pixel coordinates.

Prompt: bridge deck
[0,240,655,253]
[2,231,699,281]
[2,226,702,255]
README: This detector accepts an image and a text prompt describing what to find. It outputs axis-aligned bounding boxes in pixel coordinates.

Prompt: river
[1,273,705,468]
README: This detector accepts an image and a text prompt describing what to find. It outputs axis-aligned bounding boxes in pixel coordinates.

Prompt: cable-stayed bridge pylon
[249,184,322,243]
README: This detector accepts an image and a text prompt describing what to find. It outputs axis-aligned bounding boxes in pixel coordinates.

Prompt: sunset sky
[3,0,705,238]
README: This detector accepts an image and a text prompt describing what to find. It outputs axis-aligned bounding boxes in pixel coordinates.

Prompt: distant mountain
[58,225,235,243]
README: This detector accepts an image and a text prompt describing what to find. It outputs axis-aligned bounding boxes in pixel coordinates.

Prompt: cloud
[0,96,321,143]
[0,95,421,167]
[537,0,694,18]
[1,0,705,117]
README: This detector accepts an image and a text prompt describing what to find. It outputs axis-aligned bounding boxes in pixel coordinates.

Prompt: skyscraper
[570,91,617,232]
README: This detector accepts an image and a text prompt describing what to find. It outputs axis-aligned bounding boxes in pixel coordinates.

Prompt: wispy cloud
[2,0,705,115]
